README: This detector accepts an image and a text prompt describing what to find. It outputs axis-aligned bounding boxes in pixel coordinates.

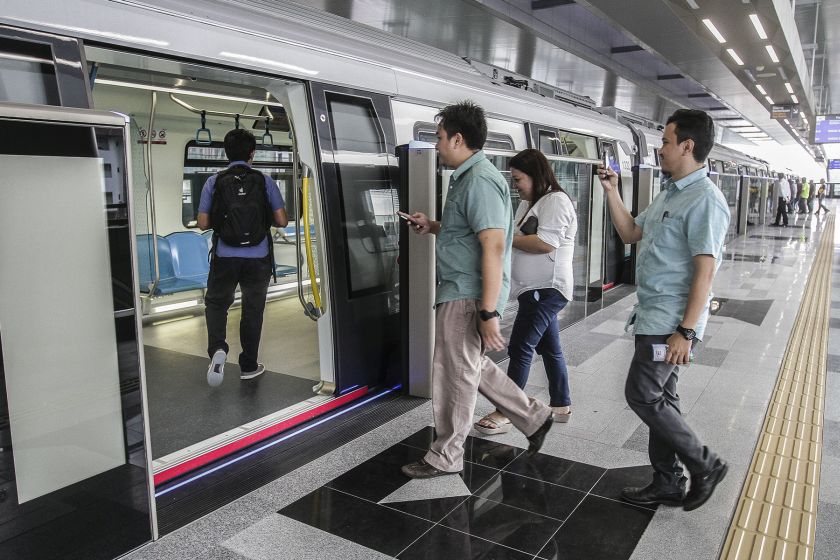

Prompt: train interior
[86,48,329,468]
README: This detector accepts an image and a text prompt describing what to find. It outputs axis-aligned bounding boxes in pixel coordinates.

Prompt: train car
[0,1,782,552]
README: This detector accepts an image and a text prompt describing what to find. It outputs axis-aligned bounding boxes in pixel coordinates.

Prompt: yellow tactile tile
[720,216,834,560]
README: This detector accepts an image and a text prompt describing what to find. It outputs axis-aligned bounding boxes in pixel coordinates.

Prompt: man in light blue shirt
[197,128,287,386]
[598,109,729,512]
[399,101,553,479]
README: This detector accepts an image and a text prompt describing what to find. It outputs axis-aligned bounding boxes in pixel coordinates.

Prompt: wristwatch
[675,325,696,341]
[479,309,501,321]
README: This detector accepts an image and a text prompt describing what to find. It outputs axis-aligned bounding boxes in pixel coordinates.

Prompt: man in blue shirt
[399,101,553,479]
[598,109,729,511]
[197,129,288,386]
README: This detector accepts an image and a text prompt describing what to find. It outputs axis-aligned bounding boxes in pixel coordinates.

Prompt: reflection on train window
[539,131,558,155]
[0,37,59,105]
[328,94,385,153]
[180,140,294,228]
[558,131,597,159]
[485,154,516,206]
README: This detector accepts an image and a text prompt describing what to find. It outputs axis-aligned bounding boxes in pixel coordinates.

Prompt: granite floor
[124,206,838,559]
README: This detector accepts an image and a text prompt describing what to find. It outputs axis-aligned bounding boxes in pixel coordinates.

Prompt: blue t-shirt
[198,161,285,258]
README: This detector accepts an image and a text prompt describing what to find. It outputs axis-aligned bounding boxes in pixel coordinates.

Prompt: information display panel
[814,114,840,144]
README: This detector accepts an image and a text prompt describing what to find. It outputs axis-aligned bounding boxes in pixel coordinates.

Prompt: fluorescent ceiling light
[729,126,761,132]
[94,78,279,106]
[727,49,744,65]
[766,45,780,63]
[783,119,791,125]
[765,96,774,104]
[749,14,768,40]
[784,82,794,94]
[755,84,767,95]
[703,19,727,43]
[686,0,699,9]
[791,94,799,104]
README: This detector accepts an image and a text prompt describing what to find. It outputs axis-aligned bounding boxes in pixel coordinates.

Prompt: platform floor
[125,206,839,560]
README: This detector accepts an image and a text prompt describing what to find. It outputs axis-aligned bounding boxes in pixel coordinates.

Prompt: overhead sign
[828,159,840,170]
[771,104,796,120]
[814,114,840,144]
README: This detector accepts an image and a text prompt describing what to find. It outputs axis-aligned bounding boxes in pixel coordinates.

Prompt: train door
[0,25,154,559]
[601,142,629,291]
[308,83,402,393]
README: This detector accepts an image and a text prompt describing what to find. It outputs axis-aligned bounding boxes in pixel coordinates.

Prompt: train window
[557,130,597,159]
[485,133,515,151]
[414,122,514,151]
[328,94,385,153]
[180,140,295,228]
[538,131,559,155]
[0,37,60,105]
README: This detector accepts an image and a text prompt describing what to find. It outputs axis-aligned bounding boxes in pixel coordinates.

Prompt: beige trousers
[423,299,551,472]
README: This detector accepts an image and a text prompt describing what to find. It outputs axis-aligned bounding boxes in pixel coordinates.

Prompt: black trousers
[625,335,716,489]
[773,197,788,225]
[205,255,272,371]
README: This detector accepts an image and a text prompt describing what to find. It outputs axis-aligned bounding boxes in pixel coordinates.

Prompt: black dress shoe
[683,460,728,511]
[401,459,460,479]
[526,415,553,457]
[621,479,686,507]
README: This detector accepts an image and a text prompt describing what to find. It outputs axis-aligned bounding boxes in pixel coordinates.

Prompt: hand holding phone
[396,211,417,225]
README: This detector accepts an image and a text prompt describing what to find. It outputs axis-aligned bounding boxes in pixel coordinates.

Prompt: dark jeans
[625,335,716,490]
[773,197,788,225]
[507,289,570,407]
[205,255,272,371]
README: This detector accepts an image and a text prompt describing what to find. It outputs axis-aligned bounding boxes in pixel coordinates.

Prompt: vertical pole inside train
[397,144,436,399]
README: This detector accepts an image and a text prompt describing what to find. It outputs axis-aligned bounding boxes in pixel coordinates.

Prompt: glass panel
[329,95,385,153]
[0,120,151,558]
[538,131,558,155]
[718,175,740,243]
[0,37,59,105]
[558,130,597,159]
[747,176,762,225]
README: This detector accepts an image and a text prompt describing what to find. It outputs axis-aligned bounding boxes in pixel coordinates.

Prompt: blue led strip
[154,384,401,498]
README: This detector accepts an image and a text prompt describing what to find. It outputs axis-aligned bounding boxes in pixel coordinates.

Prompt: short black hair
[223,128,257,162]
[436,100,487,150]
[666,109,714,163]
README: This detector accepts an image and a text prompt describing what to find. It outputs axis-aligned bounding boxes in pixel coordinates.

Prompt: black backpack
[210,165,272,247]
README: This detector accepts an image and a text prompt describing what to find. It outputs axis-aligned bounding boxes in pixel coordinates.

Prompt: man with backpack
[197,128,288,386]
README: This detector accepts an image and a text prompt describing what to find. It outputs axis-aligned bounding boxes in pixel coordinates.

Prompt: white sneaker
[207,349,226,387]
[240,363,266,380]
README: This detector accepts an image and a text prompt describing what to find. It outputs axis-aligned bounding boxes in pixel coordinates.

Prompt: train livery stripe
[153,386,370,486]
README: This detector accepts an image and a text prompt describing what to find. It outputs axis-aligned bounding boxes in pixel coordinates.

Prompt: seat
[166,231,211,289]
[136,234,206,295]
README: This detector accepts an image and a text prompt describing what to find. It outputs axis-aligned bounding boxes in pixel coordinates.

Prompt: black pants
[205,255,272,371]
[773,197,788,225]
[625,335,716,489]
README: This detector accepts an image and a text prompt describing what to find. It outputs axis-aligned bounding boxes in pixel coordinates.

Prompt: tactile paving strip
[720,215,834,560]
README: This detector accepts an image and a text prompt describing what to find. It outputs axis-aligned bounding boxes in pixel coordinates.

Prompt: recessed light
[756,84,767,95]
[727,49,744,65]
[686,0,700,9]
[765,96,774,104]
[749,14,768,40]
[784,82,794,94]
[791,94,799,103]
[766,45,780,63]
[703,19,727,43]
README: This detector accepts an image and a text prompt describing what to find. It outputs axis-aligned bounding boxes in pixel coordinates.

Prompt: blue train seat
[274,264,298,277]
[136,234,206,295]
[166,232,211,288]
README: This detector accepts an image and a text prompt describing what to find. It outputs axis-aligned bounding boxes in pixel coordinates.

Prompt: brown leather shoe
[401,459,460,479]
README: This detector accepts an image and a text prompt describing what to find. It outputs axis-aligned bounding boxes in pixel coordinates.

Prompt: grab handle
[195,110,212,145]
[261,117,274,147]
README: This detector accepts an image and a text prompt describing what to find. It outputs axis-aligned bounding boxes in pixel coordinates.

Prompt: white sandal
[552,407,572,423]
[474,413,512,435]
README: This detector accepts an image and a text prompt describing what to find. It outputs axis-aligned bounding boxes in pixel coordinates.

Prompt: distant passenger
[197,128,288,386]
[792,178,803,213]
[815,179,830,215]
[770,173,790,227]
[475,149,576,435]
[799,179,810,214]
[399,101,553,479]
[806,178,816,214]
[598,109,729,511]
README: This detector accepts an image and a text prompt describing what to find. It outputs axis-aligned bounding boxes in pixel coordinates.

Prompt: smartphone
[652,344,694,363]
[396,211,417,225]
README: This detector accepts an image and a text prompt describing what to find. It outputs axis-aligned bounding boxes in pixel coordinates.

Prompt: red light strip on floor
[153,386,369,486]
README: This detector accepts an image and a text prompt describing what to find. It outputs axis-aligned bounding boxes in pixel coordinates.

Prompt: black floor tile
[400,427,524,470]
[474,470,587,521]
[440,496,562,556]
[537,495,655,560]
[590,466,657,506]
[279,486,433,557]
[397,525,534,560]
[325,443,426,503]
[504,452,605,493]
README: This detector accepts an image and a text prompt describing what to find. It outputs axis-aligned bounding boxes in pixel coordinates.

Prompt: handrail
[286,116,313,320]
[301,172,322,312]
[168,93,272,122]
[147,91,161,296]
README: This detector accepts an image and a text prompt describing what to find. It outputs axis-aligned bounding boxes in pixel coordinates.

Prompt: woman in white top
[476,149,577,435]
